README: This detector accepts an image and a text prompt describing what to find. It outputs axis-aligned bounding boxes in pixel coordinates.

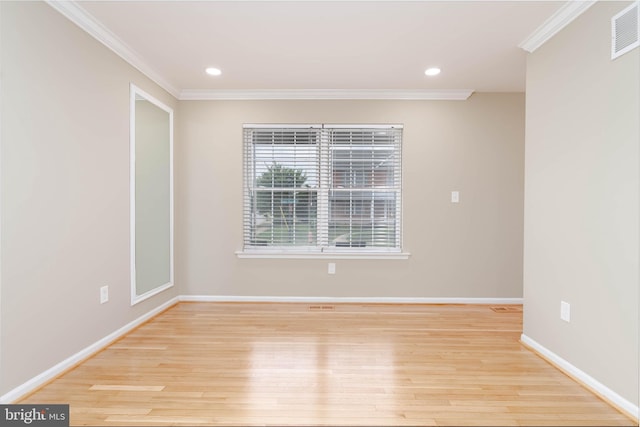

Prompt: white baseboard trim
[520,334,639,421]
[0,296,179,404]
[179,295,523,305]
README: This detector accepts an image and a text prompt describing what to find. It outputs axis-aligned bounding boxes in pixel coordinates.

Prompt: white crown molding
[45,0,180,98]
[179,89,475,101]
[519,0,597,53]
[521,334,639,421]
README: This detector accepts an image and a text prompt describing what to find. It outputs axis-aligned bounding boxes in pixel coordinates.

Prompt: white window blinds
[243,124,402,253]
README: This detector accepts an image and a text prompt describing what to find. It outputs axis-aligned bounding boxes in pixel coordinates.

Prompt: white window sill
[235,250,411,260]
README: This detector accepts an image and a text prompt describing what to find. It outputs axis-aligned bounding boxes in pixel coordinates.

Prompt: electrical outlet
[451,191,460,203]
[328,263,336,275]
[560,301,570,322]
[100,286,109,304]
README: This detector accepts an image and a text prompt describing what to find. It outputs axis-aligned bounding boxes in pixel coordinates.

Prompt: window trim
[235,249,411,260]
[239,123,408,259]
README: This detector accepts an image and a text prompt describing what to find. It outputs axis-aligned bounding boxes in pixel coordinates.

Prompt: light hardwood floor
[20,302,636,426]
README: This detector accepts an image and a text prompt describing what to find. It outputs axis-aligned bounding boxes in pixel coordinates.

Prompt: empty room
[0,0,638,426]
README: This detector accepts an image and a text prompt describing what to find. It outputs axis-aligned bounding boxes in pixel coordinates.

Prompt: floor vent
[490,306,522,313]
[309,305,335,311]
[612,1,639,59]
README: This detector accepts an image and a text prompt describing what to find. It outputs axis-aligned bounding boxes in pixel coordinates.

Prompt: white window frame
[237,124,409,260]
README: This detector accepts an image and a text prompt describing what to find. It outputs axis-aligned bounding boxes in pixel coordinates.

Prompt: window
[242,124,403,256]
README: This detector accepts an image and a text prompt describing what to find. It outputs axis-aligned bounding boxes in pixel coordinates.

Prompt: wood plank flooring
[20,302,636,426]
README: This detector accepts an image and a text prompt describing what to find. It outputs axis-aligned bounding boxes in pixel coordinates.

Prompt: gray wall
[523,1,639,406]
[0,1,179,395]
[176,95,525,298]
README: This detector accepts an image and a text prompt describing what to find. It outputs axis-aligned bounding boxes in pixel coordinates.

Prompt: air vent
[612,1,639,59]
[309,305,335,311]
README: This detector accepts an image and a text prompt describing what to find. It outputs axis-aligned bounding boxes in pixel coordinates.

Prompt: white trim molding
[521,334,639,422]
[0,297,179,404]
[519,0,597,53]
[45,1,180,98]
[235,250,411,260]
[180,295,523,305]
[129,84,175,306]
[179,89,475,101]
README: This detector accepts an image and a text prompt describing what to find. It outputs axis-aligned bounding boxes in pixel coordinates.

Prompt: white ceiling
[74,1,565,96]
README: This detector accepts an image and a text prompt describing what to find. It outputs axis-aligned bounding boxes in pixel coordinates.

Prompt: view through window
[243,124,402,253]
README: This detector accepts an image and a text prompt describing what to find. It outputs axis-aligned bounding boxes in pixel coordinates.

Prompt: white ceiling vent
[612,1,640,60]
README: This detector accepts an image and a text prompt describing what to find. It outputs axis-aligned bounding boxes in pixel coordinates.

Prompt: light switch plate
[100,286,109,304]
[560,301,570,322]
[451,191,460,203]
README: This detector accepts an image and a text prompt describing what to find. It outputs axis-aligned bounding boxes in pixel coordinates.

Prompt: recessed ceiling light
[424,67,441,76]
[205,67,222,76]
